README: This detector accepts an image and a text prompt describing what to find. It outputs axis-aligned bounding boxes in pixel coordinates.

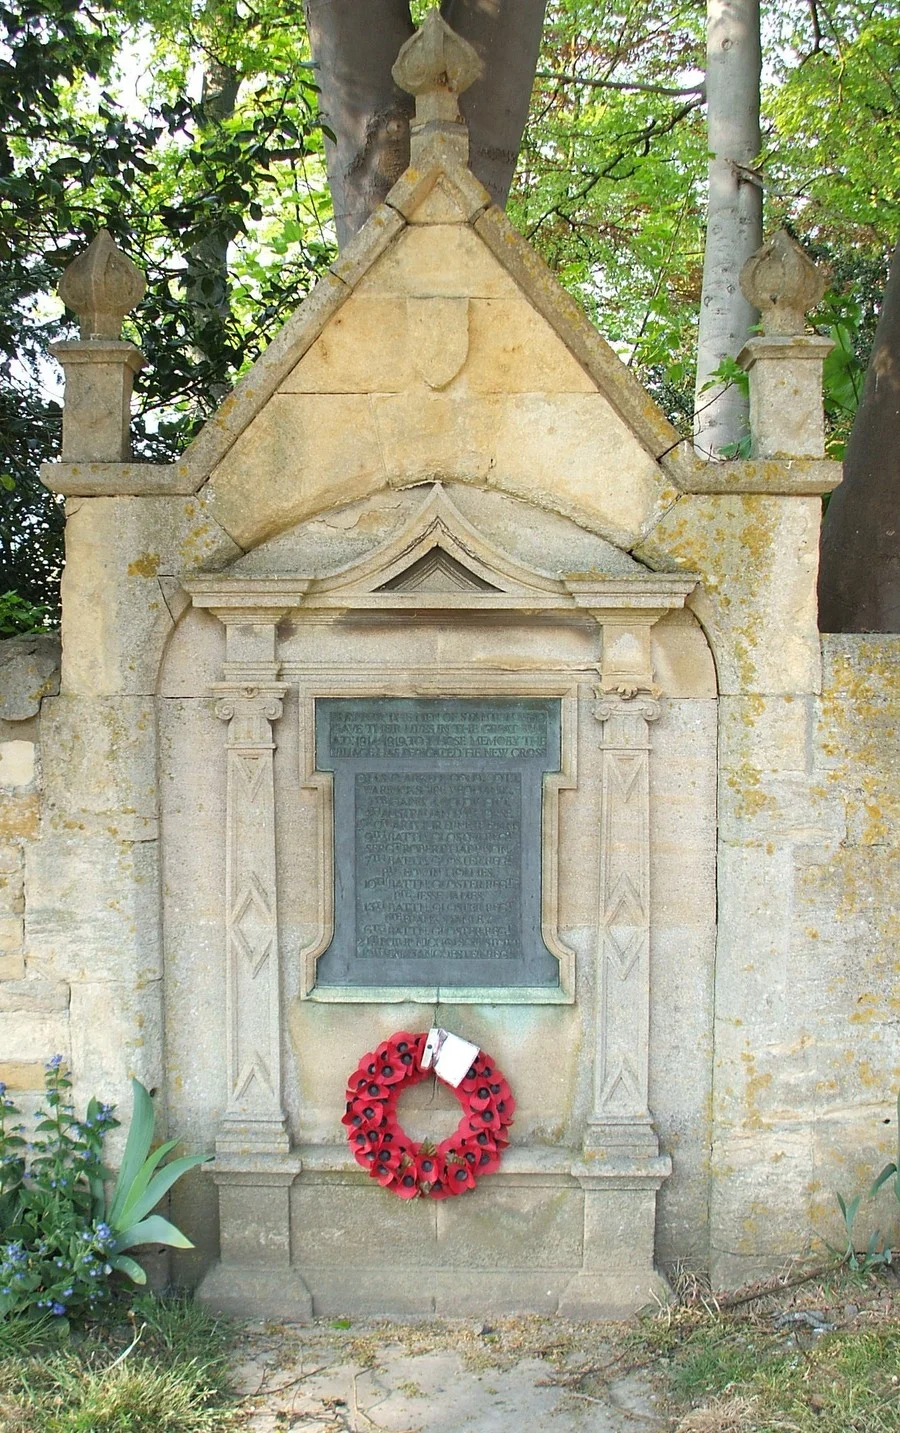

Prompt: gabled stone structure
[3,12,895,1320]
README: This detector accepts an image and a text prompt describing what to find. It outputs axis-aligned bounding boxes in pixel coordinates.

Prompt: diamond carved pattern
[230,873,274,976]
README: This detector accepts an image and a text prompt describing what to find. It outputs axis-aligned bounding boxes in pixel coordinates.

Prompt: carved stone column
[584,613,662,1156]
[188,592,312,1319]
[588,688,660,1152]
[214,680,289,1155]
[559,606,673,1319]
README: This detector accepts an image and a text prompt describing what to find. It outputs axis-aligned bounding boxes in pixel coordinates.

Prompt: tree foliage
[0,0,897,616]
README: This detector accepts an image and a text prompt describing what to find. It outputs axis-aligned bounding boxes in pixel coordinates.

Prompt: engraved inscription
[315,697,561,990]
[328,701,548,761]
[356,772,521,962]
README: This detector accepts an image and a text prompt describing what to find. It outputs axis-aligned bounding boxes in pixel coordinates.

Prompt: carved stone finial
[392,8,483,126]
[739,230,828,337]
[59,230,146,340]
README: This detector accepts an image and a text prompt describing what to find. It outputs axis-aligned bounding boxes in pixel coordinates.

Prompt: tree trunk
[441,0,548,210]
[694,0,762,459]
[304,0,415,249]
[818,237,900,632]
[184,55,241,402]
[306,0,547,246]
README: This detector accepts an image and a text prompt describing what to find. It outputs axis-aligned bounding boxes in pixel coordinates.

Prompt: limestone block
[68,977,163,1112]
[435,1184,582,1269]
[40,695,158,839]
[635,494,822,694]
[180,271,349,484]
[217,1176,294,1268]
[280,296,409,393]
[0,859,22,917]
[0,741,35,789]
[207,394,387,550]
[447,484,645,578]
[579,1185,660,1272]
[434,1269,573,1316]
[713,843,796,1049]
[52,343,142,462]
[0,916,24,952]
[0,1060,44,1091]
[208,385,676,555]
[354,223,519,299]
[473,206,688,470]
[739,335,833,459]
[25,833,162,985]
[0,1010,68,1061]
[709,1125,815,1286]
[60,495,240,696]
[486,393,674,550]
[0,952,24,980]
[719,694,811,774]
[280,293,596,396]
[372,390,674,550]
[0,844,23,874]
[0,980,69,1013]
[651,611,717,698]
[0,793,39,839]
[720,770,845,849]
[291,1182,438,1267]
[0,634,60,720]
[300,1266,437,1318]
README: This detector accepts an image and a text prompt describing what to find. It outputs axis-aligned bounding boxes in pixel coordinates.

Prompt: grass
[632,1265,900,1432]
[0,1296,239,1432]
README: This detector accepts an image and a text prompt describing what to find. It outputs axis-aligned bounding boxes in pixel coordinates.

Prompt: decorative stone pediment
[187,484,697,620]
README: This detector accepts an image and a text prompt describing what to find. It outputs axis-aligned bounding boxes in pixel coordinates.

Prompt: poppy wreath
[342,1031,515,1199]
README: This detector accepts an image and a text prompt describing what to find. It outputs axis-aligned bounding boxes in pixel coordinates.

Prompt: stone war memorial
[1,12,897,1320]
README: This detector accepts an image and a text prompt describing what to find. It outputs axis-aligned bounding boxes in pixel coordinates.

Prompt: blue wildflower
[46,1054,63,1069]
[50,1301,66,1316]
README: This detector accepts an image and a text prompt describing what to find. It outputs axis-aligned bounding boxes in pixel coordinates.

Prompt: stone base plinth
[193,1145,671,1321]
[196,1261,313,1321]
[557,1269,671,1320]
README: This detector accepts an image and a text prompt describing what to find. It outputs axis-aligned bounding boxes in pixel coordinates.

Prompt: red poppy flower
[341,1105,369,1131]
[465,1105,500,1133]
[414,1150,445,1189]
[468,1081,500,1112]
[470,1142,502,1175]
[394,1168,420,1199]
[446,1160,477,1193]
[344,1033,513,1200]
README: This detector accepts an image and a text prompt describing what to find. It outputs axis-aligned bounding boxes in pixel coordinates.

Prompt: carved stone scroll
[215,681,289,1154]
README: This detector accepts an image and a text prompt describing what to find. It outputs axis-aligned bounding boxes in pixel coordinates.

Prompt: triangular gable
[182,136,695,492]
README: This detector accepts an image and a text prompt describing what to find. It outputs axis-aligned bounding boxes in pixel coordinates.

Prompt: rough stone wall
[0,635,66,1097]
[708,633,900,1285]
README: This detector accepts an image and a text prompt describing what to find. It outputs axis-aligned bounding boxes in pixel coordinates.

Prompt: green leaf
[120,1152,211,1227]
[112,1212,195,1252]
[108,1079,156,1225]
[111,1253,148,1284]
[869,1162,898,1198]
[116,1138,179,1222]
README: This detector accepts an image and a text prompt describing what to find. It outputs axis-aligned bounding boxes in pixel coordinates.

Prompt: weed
[0,1295,237,1432]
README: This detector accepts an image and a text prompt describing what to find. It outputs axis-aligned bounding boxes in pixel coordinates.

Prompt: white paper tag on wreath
[421,1028,480,1088]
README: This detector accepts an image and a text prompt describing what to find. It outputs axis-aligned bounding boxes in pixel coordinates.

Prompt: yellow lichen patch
[726,761,776,818]
[127,551,160,578]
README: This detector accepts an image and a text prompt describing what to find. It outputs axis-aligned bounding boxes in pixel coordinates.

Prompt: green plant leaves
[111,1213,195,1253]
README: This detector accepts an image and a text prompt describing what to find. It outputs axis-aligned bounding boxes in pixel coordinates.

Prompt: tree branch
[536,70,705,99]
